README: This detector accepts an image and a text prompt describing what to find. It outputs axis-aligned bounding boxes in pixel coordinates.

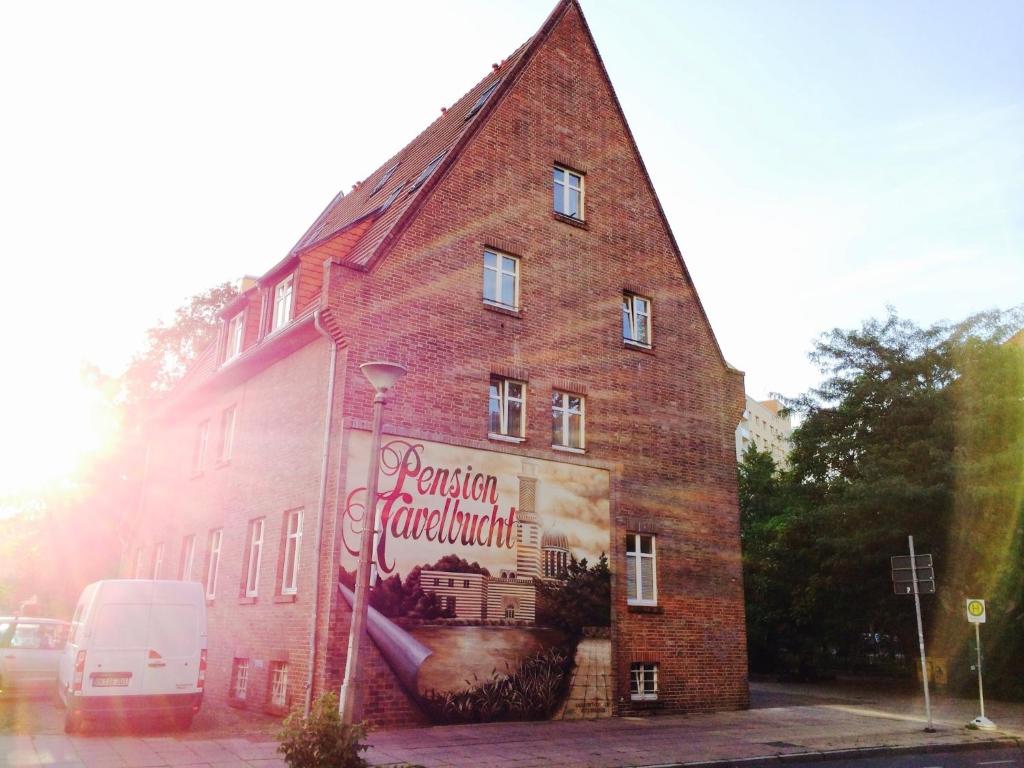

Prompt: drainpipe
[306,308,339,716]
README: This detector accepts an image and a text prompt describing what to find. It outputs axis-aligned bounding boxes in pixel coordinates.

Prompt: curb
[640,737,1024,768]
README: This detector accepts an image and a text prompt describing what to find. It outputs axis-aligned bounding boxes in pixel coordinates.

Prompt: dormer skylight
[407,151,447,194]
[465,80,501,121]
[378,183,405,213]
[370,163,400,196]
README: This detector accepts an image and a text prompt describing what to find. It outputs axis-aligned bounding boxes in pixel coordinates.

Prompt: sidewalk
[364,681,1024,768]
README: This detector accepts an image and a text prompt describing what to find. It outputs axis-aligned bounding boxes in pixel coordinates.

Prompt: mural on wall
[340,432,612,722]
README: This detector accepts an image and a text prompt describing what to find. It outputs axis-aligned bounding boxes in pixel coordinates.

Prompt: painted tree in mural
[535,554,611,635]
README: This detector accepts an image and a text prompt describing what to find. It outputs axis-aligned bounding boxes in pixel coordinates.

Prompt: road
[755,745,1024,768]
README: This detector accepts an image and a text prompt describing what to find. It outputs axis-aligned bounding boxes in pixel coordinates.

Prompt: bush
[278,692,368,768]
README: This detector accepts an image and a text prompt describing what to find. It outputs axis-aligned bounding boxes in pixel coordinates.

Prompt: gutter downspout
[306,308,339,716]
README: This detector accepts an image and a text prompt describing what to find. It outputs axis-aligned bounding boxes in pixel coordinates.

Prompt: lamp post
[339,361,407,725]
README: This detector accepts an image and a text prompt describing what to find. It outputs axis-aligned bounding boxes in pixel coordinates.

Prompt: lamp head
[360,361,407,394]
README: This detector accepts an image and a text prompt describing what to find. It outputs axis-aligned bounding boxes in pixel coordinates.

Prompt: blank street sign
[894,580,936,595]
[891,555,932,570]
[892,567,935,582]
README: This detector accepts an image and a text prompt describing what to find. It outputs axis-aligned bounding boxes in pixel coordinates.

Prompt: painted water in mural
[340,432,612,722]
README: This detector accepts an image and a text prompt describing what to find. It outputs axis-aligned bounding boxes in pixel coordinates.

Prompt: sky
[1,0,1022,495]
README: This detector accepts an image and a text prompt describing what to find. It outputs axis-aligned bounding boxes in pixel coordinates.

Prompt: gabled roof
[288,1,575,270]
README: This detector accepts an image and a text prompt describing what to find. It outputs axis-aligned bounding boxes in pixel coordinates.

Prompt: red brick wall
[320,2,747,723]
[128,339,336,715]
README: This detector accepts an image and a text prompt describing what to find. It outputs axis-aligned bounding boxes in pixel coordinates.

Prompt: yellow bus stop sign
[966,598,986,623]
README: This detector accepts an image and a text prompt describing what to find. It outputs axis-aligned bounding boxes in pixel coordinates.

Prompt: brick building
[126,0,748,726]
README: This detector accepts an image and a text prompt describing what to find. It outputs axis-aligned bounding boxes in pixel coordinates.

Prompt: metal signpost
[965,598,995,731]
[890,535,935,732]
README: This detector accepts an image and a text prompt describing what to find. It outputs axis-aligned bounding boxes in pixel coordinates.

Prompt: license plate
[92,675,130,687]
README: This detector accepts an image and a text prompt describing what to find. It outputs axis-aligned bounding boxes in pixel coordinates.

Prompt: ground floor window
[630,662,658,701]
[269,662,288,710]
[231,658,249,701]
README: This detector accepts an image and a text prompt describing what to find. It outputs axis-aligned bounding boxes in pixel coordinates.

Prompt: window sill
[228,698,248,710]
[206,598,215,607]
[274,594,297,604]
[623,340,655,355]
[483,301,522,318]
[488,433,526,444]
[238,596,257,605]
[216,459,231,469]
[553,211,588,229]
[629,697,663,709]
[628,604,663,614]
[551,444,586,455]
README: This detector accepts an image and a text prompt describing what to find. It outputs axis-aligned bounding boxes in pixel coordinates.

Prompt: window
[133,546,145,579]
[378,183,404,212]
[179,534,196,581]
[225,312,245,362]
[231,658,249,701]
[447,578,454,588]
[488,376,525,439]
[281,509,303,595]
[370,163,399,196]
[244,518,265,598]
[152,542,164,579]
[630,662,658,701]
[552,391,585,450]
[445,596,455,614]
[206,528,222,600]
[463,579,469,589]
[622,293,652,347]
[504,605,515,619]
[218,405,236,463]
[192,420,209,474]
[553,166,584,219]
[271,274,294,332]
[466,79,500,120]
[483,250,519,309]
[626,533,657,606]
[269,663,288,710]
[408,151,446,193]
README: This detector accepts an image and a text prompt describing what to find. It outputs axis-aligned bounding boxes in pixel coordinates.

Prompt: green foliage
[740,308,1024,689]
[535,553,611,635]
[277,692,368,768]
[421,646,573,723]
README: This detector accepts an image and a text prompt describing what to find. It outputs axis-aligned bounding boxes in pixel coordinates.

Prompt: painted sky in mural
[341,432,610,578]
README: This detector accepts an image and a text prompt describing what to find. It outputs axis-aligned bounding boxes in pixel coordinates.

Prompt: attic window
[465,80,500,121]
[370,164,399,196]
[407,152,447,194]
[378,183,404,213]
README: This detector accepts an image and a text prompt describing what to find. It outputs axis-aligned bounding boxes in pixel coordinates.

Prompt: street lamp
[339,361,407,725]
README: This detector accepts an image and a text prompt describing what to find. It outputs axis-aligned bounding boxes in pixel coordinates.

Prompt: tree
[535,553,611,635]
[741,308,1024,688]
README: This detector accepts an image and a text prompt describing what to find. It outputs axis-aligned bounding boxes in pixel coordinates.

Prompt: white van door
[144,601,201,694]
[86,602,151,694]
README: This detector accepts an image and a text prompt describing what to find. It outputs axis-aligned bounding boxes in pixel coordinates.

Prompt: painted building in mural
[124,0,748,727]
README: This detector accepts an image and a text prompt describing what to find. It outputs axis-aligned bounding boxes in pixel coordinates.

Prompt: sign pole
[966,598,996,730]
[975,622,985,720]
[909,535,935,732]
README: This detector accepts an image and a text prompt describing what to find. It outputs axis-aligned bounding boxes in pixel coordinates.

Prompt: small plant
[278,692,368,768]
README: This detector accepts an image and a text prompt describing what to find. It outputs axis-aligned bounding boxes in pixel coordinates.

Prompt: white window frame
[626,533,657,606]
[225,311,245,362]
[192,420,209,474]
[244,518,265,598]
[270,663,288,709]
[552,391,585,451]
[206,528,222,600]
[152,542,164,579]
[218,405,236,464]
[488,376,526,441]
[622,293,652,347]
[281,510,303,595]
[271,273,295,333]
[482,250,520,310]
[180,534,196,581]
[553,165,584,219]
[232,658,249,700]
[630,662,658,701]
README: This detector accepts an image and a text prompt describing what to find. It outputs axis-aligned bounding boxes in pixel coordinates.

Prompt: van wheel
[64,705,82,734]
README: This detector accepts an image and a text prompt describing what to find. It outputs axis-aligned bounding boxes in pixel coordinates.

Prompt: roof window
[465,80,501,121]
[378,183,405,213]
[407,152,447,194]
[370,163,400,197]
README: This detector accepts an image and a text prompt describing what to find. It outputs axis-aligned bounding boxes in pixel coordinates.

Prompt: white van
[57,580,207,732]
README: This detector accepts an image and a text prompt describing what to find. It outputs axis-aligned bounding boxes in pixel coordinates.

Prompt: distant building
[736,396,792,467]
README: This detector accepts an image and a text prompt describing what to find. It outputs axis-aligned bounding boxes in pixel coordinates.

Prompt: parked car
[57,580,208,733]
[0,617,70,693]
